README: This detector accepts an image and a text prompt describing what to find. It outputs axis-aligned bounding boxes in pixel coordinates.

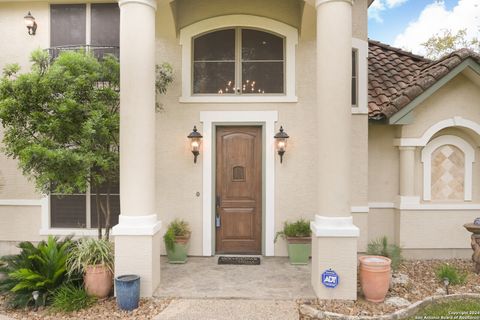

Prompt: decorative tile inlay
[431,145,464,200]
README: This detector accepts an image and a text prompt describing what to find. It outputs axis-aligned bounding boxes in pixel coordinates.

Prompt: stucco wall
[0,2,49,72]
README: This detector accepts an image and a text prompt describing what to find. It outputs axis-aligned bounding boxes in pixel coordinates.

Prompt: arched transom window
[193,28,285,95]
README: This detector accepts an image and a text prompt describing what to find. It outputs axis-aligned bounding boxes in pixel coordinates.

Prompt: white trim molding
[351,206,369,213]
[179,15,298,104]
[310,215,359,237]
[111,214,162,236]
[200,111,278,256]
[421,135,475,201]
[351,38,368,114]
[118,0,157,10]
[394,117,480,147]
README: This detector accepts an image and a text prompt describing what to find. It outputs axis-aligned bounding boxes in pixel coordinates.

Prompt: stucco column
[111,0,162,297]
[399,147,416,197]
[310,0,359,300]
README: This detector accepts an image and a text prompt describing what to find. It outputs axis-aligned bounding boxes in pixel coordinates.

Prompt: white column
[112,0,161,298]
[311,0,359,300]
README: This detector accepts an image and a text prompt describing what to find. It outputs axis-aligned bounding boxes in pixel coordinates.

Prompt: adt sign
[322,269,339,288]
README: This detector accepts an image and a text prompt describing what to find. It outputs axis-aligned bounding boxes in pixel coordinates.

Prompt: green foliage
[163,219,191,251]
[406,299,480,319]
[367,236,402,270]
[435,264,467,286]
[155,62,174,110]
[50,283,96,312]
[274,219,311,242]
[67,238,114,275]
[0,50,120,239]
[0,236,74,308]
[422,28,480,60]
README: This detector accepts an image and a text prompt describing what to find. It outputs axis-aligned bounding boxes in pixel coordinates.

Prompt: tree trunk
[95,184,102,240]
[104,178,112,240]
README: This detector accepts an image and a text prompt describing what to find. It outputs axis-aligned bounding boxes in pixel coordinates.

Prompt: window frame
[179,15,298,103]
[191,27,286,96]
[351,38,368,114]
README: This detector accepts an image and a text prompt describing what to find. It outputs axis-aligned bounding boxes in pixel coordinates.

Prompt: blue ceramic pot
[115,274,140,311]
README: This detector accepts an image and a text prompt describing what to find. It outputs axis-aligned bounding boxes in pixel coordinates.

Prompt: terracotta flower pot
[84,264,113,298]
[359,255,391,303]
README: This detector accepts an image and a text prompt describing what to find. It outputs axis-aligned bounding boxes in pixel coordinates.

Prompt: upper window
[50,3,119,59]
[193,28,285,95]
[179,15,298,103]
[351,50,358,106]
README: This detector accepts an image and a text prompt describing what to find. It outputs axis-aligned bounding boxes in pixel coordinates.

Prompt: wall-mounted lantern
[24,11,37,35]
[274,126,289,163]
[188,126,203,164]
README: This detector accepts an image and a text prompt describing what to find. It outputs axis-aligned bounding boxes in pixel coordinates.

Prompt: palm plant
[0,236,73,308]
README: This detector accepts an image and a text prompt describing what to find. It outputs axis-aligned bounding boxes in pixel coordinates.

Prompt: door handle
[215,195,221,227]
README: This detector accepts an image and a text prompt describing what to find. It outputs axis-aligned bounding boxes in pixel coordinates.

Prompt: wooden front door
[216,126,262,254]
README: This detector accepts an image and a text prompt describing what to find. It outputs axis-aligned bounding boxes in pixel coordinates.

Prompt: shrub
[367,236,402,270]
[67,238,114,275]
[436,264,467,286]
[0,236,73,308]
[163,219,191,251]
[50,283,96,312]
[274,219,311,242]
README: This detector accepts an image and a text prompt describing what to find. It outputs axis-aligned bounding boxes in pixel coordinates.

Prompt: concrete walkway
[154,299,299,320]
[155,256,315,299]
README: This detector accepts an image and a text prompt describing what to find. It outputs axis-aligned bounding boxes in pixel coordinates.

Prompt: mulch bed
[0,296,171,320]
[300,259,480,319]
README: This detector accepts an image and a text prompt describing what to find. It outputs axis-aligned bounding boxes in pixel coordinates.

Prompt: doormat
[218,256,261,265]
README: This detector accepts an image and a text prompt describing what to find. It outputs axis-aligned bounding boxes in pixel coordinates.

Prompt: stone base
[114,232,161,297]
[471,234,480,274]
[311,215,359,300]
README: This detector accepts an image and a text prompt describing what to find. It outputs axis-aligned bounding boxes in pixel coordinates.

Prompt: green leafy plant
[367,236,402,270]
[0,50,120,240]
[50,283,96,312]
[436,264,467,293]
[67,238,114,275]
[274,219,311,242]
[163,219,191,251]
[0,236,73,308]
[155,62,174,110]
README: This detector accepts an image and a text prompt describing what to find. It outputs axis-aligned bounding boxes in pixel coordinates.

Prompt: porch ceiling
[169,0,305,33]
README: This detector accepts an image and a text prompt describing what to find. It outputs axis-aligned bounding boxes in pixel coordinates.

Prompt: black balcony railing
[47,45,120,61]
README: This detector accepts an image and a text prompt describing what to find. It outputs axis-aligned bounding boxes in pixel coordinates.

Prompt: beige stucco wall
[368,72,480,256]
[368,124,399,202]
[0,2,49,72]
[154,0,369,256]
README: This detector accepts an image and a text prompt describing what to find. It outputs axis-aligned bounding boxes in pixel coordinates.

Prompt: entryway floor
[154,256,316,300]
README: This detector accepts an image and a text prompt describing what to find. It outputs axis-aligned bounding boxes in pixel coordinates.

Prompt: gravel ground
[0,296,171,320]
[300,259,480,319]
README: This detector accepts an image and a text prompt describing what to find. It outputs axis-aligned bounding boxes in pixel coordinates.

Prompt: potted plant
[67,238,114,298]
[275,219,312,265]
[164,219,191,264]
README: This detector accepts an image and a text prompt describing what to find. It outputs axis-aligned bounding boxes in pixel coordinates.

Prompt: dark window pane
[194,29,235,61]
[92,180,120,194]
[242,29,284,61]
[91,4,120,47]
[50,4,86,47]
[352,51,357,105]
[51,195,86,228]
[242,62,284,94]
[194,62,235,94]
[90,195,120,228]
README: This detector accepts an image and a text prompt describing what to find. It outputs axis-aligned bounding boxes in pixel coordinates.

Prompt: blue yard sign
[322,269,339,288]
